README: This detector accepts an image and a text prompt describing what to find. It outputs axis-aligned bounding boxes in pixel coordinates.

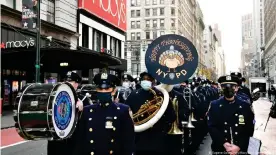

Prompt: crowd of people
[46,70,258,155]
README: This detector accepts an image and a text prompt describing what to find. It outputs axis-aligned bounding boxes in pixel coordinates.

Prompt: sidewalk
[253,99,276,155]
[1,110,15,129]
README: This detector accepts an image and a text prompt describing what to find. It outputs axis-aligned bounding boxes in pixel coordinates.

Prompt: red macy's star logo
[1,42,5,49]
[101,48,105,53]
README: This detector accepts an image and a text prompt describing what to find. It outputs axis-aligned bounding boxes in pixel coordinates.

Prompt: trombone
[182,86,196,129]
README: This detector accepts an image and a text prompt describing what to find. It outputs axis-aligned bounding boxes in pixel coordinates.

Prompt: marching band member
[73,72,135,155]
[134,77,141,90]
[115,74,134,103]
[47,71,90,155]
[207,75,255,155]
[124,71,176,155]
[231,72,253,104]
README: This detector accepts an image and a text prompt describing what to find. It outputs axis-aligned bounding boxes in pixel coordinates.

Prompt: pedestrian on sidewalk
[207,75,255,155]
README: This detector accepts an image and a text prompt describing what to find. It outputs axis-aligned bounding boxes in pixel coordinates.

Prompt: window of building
[47,0,55,23]
[131,10,135,17]
[131,0,136,6]
[171,19,175,27]
[160,19,164,27]
[131,33,136,40]
[146,32,150,39]
[82,24,89,48]
[153,0,157,5]
[171,0,175,4]
[136,21,141,28]
[145,9,150,16]
[153,8,157,16]
[93,29,102,52]
[153,19,157,27]
[145,0,150,5]
[136,10,140,17]
[137,0,141,5]
[146,20,150,27]
[160,0,164,4]
[136,32,141,40]
[153,31,157,39]
[171,8,175,16]
[160,31,165,36]
[160,8,164,15]
[131,21,135,28]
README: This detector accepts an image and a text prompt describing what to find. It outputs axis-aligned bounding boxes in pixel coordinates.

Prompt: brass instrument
[168,96,184,135]
[183,87,195,128]
[132,88,164,125]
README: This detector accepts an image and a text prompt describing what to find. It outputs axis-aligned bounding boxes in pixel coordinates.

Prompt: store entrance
[1,69,28,107]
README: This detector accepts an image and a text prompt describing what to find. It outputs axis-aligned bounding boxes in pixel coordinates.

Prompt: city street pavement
[1,110,15,129]
[1,99,275,155]
[252,98,276,155]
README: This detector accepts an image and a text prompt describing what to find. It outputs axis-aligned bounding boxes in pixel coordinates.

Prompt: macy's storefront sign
[1,38,35,49]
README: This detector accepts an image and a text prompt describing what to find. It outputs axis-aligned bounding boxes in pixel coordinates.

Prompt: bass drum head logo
[145,34,198,85]
[52,84,76,139]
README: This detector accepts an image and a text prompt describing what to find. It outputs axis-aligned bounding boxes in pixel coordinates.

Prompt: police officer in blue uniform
[207,75,255,155]
[73,72,135,155]
[125,71,176,155]
[47,71,90,155]
[231,72,253,104]
[115,74,134,103]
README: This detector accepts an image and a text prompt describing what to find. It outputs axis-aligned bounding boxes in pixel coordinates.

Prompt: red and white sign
[79,0,127,32]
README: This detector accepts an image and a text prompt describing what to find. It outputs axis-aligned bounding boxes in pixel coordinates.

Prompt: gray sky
[198,0,253,74]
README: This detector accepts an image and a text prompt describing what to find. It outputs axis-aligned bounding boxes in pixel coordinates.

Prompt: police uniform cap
[192,77,202,83]
[93,73,120,89]
[140,71,154,81]
[218,75,240,85]
[241,77,246,82]
[65,71,81,83]
[230,72,242,78]
[122,74,134,82]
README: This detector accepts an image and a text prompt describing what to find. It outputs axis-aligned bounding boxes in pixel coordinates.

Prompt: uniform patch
[238,115,245,124]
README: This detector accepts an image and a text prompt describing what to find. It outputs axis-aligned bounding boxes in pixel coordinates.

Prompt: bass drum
[14,82,78,140]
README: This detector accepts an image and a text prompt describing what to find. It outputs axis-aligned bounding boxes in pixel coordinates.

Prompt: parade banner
[145,34,199,85]
[22,0,38,29]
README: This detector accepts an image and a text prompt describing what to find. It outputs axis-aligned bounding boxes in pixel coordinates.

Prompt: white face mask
[122,82,130,88]
[141,80,152,91]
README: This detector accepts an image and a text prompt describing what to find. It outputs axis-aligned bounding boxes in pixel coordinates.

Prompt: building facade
[203,25,218,81]
[78,0,127,80]
[240,13,256,78]
[1,0,79,106]
[264,0,276,84]
[213,24,226,78]
[253,0,265,77]
[126,0,203,77]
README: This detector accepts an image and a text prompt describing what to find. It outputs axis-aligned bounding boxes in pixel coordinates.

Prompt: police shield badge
[145,34,198,84]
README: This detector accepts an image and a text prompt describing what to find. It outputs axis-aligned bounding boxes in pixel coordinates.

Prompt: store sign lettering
[79,0,126,32]
[0,38,35,49]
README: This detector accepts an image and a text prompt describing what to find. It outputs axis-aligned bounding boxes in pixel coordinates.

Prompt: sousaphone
[133,34,199,132]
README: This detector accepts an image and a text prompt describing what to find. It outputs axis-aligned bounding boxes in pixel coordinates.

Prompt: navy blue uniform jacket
[207,96,255,153]
[73,102,135,155]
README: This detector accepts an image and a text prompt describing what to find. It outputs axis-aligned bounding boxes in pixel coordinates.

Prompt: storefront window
[7,70,11,75]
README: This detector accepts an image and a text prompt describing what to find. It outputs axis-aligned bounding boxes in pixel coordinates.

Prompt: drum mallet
[81,93,91,102]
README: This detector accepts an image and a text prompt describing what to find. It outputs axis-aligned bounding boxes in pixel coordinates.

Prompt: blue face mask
[96,92,112,103]
[141,80,152,91]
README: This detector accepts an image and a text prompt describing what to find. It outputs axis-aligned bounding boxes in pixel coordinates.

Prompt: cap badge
[124,75,127,78]
[67,71,72,76]
[226,76,231,81]
[101,73,108,80]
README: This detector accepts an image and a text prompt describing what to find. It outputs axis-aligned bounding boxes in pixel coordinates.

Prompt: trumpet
[183,87,195,128]
[168,96,184,135]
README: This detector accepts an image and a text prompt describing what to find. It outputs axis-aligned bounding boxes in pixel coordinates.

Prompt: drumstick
[116,88,120,99]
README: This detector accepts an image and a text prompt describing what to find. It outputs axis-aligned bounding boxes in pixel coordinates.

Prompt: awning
[1,47,124,72]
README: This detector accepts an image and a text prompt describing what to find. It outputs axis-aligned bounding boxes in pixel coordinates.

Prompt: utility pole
[35,0,41,83]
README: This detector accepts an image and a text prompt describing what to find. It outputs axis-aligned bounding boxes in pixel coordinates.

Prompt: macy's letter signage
[79,0,126,32]
[1,38,35,49]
